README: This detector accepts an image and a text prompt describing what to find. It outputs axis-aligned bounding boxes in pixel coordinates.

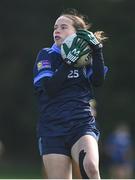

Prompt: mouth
[54,36,61,41]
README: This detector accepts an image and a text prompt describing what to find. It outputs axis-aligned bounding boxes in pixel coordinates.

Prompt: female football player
[33,9,108,179]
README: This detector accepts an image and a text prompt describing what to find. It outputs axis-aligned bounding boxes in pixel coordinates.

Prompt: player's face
[53,16,76,46]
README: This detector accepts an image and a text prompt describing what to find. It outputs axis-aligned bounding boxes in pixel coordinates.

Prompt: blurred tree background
[0,0,135,178]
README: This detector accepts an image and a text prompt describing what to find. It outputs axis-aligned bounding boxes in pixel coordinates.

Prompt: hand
[76,29,103,50]
[62,36,90,65]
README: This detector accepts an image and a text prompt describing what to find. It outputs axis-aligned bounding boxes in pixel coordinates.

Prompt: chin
[55,42,62,47]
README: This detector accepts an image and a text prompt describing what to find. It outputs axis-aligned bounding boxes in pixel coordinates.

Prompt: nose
[55,30,60,35]
[54,27,61,34]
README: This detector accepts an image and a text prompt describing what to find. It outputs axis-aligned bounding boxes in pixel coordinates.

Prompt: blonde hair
[61,9,108,43]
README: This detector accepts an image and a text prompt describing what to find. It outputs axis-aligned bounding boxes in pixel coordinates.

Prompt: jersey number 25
[67,70,79,79]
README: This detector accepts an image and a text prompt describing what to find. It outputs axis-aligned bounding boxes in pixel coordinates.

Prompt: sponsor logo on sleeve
[37,60,51,71]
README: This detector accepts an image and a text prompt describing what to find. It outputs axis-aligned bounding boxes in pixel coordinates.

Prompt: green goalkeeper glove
[62,36,90,65]
[76,29,103,51]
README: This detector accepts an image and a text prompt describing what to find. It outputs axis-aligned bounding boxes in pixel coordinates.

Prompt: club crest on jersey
[37,60,51,71]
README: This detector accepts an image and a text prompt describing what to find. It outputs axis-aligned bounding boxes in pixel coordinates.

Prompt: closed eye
[61,24,68,30]
[54,24,69,31]
[54,25,58,30]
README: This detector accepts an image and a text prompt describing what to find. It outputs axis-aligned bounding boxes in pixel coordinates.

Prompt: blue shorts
[38,125,100,157]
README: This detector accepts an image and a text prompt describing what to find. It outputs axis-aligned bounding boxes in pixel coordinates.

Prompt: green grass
[0,163,43,179]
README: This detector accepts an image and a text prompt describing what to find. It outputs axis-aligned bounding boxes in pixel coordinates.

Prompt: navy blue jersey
[33,44,106,137]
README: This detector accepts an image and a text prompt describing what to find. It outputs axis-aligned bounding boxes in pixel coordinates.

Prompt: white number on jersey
[67,70,79,79]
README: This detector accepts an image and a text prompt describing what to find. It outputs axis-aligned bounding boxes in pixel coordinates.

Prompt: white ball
[61,33,92,68]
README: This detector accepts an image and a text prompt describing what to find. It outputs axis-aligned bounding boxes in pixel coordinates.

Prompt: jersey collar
[51,44,61,54]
